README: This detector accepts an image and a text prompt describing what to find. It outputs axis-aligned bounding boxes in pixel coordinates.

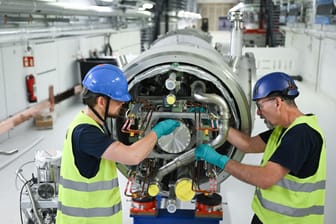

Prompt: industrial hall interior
[0,0,335,223]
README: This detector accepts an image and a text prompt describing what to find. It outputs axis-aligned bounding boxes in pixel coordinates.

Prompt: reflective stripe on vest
[276,178,325,192]
[255,189,324,217]
[59,176,119,192]
[58,201,122,217]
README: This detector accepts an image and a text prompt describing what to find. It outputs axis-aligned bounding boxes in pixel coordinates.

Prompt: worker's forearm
[227,128,251,152]
[132,131,157,154]
[128,131,157,162]
[224,160,283,189]
[103,131,157,165]
[227,127,265,153]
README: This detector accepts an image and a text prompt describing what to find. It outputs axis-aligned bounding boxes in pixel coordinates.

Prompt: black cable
[88,97,112,137]
[103,97,111,136]
[103,43,113,56]
[19,180,32,224]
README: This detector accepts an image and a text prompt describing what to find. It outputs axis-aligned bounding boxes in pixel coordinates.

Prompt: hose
[16,169,43,224]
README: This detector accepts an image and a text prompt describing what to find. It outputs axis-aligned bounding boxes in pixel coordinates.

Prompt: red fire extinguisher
[26,74,37,103]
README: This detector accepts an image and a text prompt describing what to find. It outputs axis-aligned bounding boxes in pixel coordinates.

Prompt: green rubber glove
[195,144,229,169]
[152,119,180,139]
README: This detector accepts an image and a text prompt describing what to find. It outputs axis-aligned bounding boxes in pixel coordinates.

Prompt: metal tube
[229,11,244,59]
[193,91,230,148]
[166,184,177,213]
[153,91,230,182]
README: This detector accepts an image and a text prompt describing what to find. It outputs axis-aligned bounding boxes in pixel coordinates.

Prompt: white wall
[284,24,336,101]
[0,29,141,140]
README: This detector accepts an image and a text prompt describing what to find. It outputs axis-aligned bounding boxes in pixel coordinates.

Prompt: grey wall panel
[318,38,336,101]
[110,30,141,56]
[56,39,81,92]
[1,45,27,115]
[0,49,6,120]
[36,69,57,101]
[79,36,105,59]
[33,41,58,101]
[284,31,320,86]
[0,48,8,141]
[34,40,57,75]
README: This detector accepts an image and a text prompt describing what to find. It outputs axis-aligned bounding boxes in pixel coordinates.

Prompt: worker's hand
[152,119,180,139]
[195,144,229,169]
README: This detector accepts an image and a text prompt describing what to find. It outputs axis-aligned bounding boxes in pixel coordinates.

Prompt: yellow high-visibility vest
[56,111,122,224]
[252,115,326,224]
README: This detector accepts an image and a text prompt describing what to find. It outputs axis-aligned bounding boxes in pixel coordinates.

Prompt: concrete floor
[0,65,336,223]
[0,98,82,224]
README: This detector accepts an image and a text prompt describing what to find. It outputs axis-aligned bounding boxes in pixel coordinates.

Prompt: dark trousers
[251,214,263,224]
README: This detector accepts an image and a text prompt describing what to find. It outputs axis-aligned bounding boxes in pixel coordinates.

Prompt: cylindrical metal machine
[114,28,256,217]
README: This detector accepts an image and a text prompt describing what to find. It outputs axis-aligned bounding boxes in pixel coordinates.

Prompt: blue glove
[195,144,229,169]
[152,119,180,139]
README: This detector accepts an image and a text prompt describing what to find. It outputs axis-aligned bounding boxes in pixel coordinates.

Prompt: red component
[243,28,267,34]
[195,201,223,219]
[130,199,157,216]
[23,56,34,67]
[26,74,37,103]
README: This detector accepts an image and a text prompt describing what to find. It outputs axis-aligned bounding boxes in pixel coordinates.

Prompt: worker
[56,64,180,224]
[195,72,326,224]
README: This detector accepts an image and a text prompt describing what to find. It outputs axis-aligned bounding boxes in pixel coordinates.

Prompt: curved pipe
[153,91,230,182]
[193,91,230,148]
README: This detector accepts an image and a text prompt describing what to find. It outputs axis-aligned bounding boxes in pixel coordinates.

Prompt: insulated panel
[56,39,81,92]
[318,38,336,101]
[0,48,8,141]
[110,30,141,56]
[243,47,299,78]
[79,36,105,59]
[0,49,6,121]
[1,44,27,115]
[285,31,320,86]
[34,40,57,75]
[33,41,58,102]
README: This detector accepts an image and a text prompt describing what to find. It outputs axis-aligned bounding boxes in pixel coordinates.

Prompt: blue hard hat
[252,72,299,101]
[82,64,131,102]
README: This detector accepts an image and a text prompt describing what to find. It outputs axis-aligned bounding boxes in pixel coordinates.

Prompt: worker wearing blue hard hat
[56,64,180,224]
[195,72,326,224]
